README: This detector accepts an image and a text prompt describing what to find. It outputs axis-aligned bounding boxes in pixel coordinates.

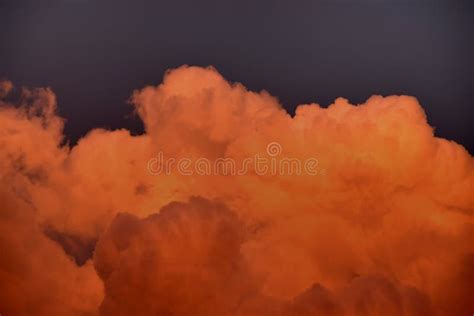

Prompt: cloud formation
[0,67,472,315]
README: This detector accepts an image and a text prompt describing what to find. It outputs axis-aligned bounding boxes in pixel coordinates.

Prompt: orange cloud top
[0,68,472,315]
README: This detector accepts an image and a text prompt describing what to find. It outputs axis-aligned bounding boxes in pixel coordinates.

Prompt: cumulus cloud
[0,80,13,98]
[0,66,472,315]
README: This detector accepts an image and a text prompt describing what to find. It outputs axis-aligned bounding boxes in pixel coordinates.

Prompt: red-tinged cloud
[0,68,472,316]
[0,80,13,98]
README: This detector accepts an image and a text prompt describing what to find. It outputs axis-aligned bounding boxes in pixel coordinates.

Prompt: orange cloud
[0,66,472,315]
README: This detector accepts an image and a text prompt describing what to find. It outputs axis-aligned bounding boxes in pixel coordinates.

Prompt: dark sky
[1,0,473,152]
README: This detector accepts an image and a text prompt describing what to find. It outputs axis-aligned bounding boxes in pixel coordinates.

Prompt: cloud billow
[0,66,472,315]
